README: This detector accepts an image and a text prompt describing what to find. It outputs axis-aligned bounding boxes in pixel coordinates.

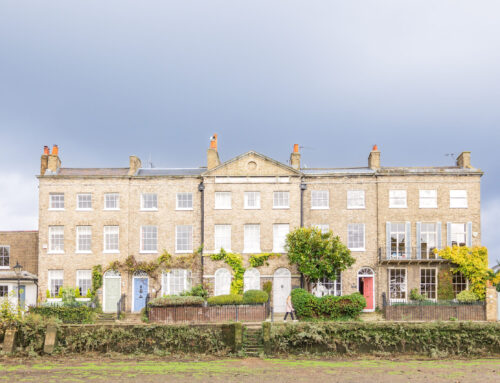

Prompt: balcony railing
[378,247,449,263]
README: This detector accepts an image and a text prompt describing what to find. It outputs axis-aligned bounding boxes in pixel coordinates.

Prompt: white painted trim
[357,267,376,312]
[103,272,121,313]
[387,267,408,304]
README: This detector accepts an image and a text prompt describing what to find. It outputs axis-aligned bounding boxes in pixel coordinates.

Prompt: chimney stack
[368,145,380,170]
[456,151,472,168]
[46,145,61,174]
[207,134,221,170]
[290,144,301,169]
[128,156,142,176]
[40,146,49,175]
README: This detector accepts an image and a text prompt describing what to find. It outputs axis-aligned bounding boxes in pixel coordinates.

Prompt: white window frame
[347,223,365,251]
[140,225,158,253]
[450,190,468,208]
[176,193,193,210]
[162,269,191,295]
[214,192,232,210]
[175,225,193,253]
[76,226,92,254]
[347,190,365,209]
[141,193,158,211]
[311,190,329,210]
[388,268,407,303]
[419,267,437,301]
[244,224,261,253]
[49,193,65,210]
[419,190,437,209]
[76,193,92,210]
[312,224,329,234]
[389,222,407,259]
[214,268,232,296]
[273,191,290,209]
[104,193,120,210]
[243,268,261,292]
[48,226,64,254]
[420,223,437,259]
[389,190,407,208]
[48,270,63,297]
[314,273,342,297]
[244,192,261,209]
[103,226,120,253]
[0,245,10,269]
[273,224,290,253]
[214,225,231,252]
[76,270,92,297]
[0,285,8,298]
[450,223,467,247]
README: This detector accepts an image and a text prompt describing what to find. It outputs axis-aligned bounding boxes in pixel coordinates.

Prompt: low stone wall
[149,304,267,323]
[384,304,486,321]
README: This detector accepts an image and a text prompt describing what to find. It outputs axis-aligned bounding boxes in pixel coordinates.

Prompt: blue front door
[133,278,148,312]
[19,285,26,309]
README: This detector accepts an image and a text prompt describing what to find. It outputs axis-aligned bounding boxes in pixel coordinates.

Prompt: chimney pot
[293,144,299,153]
[372,144,378,151]
[290,144,301,169]
[368,145,381,169]
[207,134,221,169]
[52,145,59,155]
[43,146,49,155]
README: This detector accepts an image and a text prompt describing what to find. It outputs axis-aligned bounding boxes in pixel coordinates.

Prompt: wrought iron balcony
[378,247,450,264]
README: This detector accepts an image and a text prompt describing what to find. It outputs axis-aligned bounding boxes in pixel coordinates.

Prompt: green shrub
[263,281,272,297]
[438,269,455,300]
[148,295,204,307]
[180,284,208,299]
[29,305,96,324]
[456,290,478,303]
[207,294,243,306]
[410,288,427,301]
[291,289,365,320]
[242,290,268,304]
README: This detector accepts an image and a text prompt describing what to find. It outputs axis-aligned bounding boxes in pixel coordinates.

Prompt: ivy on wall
[249,253,282,268]
[210,249,245,294]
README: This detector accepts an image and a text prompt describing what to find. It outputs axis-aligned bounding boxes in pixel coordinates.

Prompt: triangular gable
[203,151,301,177]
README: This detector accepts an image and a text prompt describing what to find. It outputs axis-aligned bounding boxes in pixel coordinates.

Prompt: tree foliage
[285,227,355,289]
[435,246,500,300]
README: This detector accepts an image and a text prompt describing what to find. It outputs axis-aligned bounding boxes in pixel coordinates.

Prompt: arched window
[214,268,231,296]
[243,268,260,292]
[104,269,121,277]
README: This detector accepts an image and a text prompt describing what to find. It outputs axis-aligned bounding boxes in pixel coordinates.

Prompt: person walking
[283,294,295,321]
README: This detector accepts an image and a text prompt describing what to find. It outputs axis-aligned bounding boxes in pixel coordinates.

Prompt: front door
[133,277,148,312]
[19,285,26,309]
[362,277,374,311]
[273,268,291,313]
[104,277,121,313]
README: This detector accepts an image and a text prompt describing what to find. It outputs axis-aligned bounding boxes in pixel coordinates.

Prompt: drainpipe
[198,182,205,282]
[300,181,307,289]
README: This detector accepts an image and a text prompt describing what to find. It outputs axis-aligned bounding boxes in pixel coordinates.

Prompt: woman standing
[283,294,295,321]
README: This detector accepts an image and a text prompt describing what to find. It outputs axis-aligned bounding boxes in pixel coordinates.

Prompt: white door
[273,268,291,313]
[103,270,121,313]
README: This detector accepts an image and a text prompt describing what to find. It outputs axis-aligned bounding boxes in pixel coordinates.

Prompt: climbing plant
[435,246,500,300]
[91,265,103,297]
[249,253,282,268]
[210,249,245,294]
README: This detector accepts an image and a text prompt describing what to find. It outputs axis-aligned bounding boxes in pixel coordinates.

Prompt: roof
[136,168,206,176]
[0,270,38,281]
[302,167,375,175]
[57,168,129,176]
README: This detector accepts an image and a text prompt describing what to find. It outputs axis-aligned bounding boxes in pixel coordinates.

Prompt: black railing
[117,294,126,320]
[145,293,151,320]
[378,247,448,263]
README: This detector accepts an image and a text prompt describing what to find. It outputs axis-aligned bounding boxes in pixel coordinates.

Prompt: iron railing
[378,247,449,263]
[117,294,126,320]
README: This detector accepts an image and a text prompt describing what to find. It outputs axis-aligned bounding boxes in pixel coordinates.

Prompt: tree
[434,246,500,300]
[285,227,355,291]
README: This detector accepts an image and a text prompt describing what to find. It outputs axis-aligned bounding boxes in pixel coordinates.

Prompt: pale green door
[104,277,121,313]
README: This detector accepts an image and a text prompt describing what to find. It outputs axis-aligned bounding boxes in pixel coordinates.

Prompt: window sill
[389,206,407,209]
[76,251,92,254]
[47,251,65,255]
[76,208,93,212]
[243,249,261,254]
[214,207,232,210]
[244,207,261,210]
[139,250,158,254]
[272,207,290,210]
[175,250,193,254]
[103,250,120,254]
[176,208,193,211]
[140,209,158,212]
[0,266,10,270]
[48,208,65,211]
[419,206,437,209]
[103,208,120,211]
[347,206,366,210]
[449,206,468,209]
[311,207,329,210]
[349,248,366,252]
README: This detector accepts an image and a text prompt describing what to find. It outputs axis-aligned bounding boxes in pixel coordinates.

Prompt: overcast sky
[0,1,499,265]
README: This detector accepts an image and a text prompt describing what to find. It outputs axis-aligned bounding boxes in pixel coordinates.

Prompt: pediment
[203,151,301,177]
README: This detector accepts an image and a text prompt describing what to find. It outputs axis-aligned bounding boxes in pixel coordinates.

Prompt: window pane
[141,193,158,209]
[312,224,329,234]
[141,226,158,252]
[347,190,365,209]
[163,269,191,295]
[77,270,92,296]
[244,224,260,253]
[77,194,92,209]
[311,190,329,209]
[104,226,119,251]
[450,190,467,208]
[389,190,407,208]
[273,224,289,252]
[273,191,289,208]
[48,270,63,297]
[451,223,466,246]
[214,225,231,252]
[104,193,119,209]
[76,226,92,252]
[49,226,64,252]
[0,246,10,267]
[314,273,342,297]
[420,268,436,299]
[176,193,193,209]
[389,222,406,258]
[176,225,193,252]
[348,224,365,250]
[49,193,64,209]
[452,272,468,297]
[389,269,406,301]
[419,190,437,208]
[215,192,231,209]
[244,192,260,209]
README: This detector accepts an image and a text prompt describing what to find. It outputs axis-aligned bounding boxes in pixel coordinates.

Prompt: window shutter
[446,222,452,247]
[416,222,421,259]
[386,222,391,259]
[466,222,473,247]
[405,222,411,258]
[436,222,442,249]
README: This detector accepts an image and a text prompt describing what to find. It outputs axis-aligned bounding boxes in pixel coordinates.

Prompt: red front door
[363,277,374,310]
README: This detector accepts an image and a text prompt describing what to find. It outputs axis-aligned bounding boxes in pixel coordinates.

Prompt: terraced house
[37,136,482,313]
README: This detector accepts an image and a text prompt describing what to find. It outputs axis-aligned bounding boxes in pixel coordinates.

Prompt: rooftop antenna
[148,153,155,168]
[445,153,456,165]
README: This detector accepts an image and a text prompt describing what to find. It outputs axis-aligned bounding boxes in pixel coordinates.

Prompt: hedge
[242,290,268,304]
[148,295,204,307]
[268,322,500,356]
[29,305,96,324]
[291,289,366,320]
[207,294,243,306]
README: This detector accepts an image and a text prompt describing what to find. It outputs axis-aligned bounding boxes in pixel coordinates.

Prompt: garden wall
[384,304,486,321]
[149,304,267,323]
